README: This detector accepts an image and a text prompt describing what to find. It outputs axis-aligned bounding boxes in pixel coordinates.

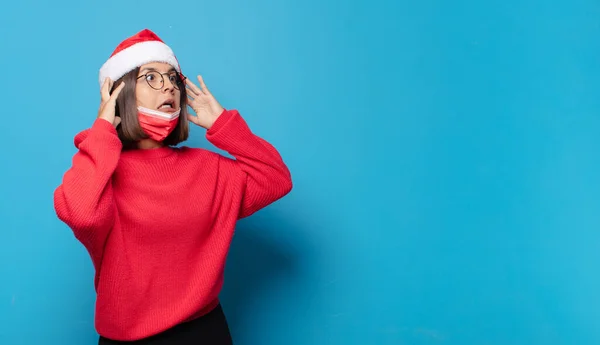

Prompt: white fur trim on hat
[98,40,180,88]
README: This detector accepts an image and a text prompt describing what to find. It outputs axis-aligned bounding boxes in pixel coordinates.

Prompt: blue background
[1,0,600,344]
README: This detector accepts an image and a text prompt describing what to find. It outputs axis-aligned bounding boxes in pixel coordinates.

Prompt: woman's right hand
[98,78,125,128]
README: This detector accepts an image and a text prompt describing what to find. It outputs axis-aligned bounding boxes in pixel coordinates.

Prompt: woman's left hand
[185,75,224,130]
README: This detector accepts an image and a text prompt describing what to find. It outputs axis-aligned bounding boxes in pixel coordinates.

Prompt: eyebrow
[139,67,177,74]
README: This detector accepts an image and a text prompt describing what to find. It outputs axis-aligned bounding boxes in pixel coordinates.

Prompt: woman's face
[135,62,182,113]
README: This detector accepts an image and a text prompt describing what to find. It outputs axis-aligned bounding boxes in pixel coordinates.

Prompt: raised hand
[98,78,125,128]
[185,75,224,130]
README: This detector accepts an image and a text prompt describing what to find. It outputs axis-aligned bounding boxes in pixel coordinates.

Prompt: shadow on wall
[42,206,310,344]
[220,209,310,340]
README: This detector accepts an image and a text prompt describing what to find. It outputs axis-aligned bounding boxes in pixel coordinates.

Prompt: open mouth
[158,99,175,111]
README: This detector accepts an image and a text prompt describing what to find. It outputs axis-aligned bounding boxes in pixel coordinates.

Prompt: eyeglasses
[137,71,185,90]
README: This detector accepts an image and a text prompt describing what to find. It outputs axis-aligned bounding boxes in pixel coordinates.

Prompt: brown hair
[110,67,189,150]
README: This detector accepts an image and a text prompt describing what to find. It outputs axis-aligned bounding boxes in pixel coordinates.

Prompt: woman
[53,29,293,344]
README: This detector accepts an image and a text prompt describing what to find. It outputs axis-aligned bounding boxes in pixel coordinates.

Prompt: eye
[145,72,157,81]
[168,74,178,84]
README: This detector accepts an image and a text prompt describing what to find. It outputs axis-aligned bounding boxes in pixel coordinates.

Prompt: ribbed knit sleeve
[206,109,292,218]
[53,118,122,267]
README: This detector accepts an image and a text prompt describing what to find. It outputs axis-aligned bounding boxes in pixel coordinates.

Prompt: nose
[162,76,176,93]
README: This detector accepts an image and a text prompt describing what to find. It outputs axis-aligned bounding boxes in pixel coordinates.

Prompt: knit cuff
[74,118,122,150]
[94,118,119,134]
[205,109,255,154]
[206,109,234,136]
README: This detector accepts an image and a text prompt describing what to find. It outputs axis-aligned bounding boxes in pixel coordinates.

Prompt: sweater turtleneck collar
[120,145,177,160]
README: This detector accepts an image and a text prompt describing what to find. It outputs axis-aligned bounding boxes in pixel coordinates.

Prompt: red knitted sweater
[53,109,292,341]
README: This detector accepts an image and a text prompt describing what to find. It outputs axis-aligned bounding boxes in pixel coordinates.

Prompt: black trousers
[98,304,233,345]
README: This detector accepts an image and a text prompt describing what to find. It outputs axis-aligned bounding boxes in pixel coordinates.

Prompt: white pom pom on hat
[98,29,182,88]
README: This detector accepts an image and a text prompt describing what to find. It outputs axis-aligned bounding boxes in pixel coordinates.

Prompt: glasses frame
[137,70,185,90]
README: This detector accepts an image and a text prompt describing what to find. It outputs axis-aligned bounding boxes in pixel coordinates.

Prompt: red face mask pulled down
[137,106,180,142]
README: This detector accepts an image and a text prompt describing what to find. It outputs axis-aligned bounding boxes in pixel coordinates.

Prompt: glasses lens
[168,72,181,89]
[145,72,163,89]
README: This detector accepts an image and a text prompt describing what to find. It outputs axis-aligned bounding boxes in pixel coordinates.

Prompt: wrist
[204,108,225,130]
[98,116,113,125]
[204,116,218,130]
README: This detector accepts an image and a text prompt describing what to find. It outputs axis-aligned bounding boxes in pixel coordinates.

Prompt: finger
[101,78,110,102]
[185,100,197,113]
[186,113,199,125]
[197,75,211,95]
[185,84,199,96]
[185,79,203,96]
[185,78,204,95]
[108,82,126,103]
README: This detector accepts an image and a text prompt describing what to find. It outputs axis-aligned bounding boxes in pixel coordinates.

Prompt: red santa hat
[98,29,181,88]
